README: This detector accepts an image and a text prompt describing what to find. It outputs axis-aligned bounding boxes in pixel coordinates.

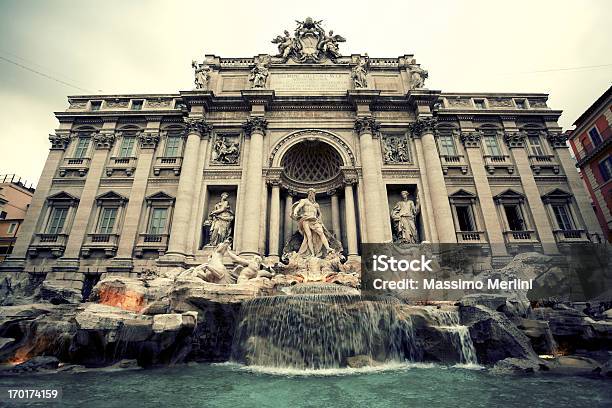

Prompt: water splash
[427,308,478,365]
[230,283,418,370]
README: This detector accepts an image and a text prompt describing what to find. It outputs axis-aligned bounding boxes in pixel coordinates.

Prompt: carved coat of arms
[272,17,346,63]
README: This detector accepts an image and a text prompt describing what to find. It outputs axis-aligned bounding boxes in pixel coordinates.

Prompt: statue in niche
[177,240,231,283]
[205,193,234,246]
[391,190,421,244]
[351,55,369,88]
[192,60,211,90]
[382,136,410,164]
[212,136,240,164]
[291,188,335,258]
[249,56,270,88]
[408,61,428,89]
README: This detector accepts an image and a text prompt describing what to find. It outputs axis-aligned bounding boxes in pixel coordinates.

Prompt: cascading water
[427,308,478,365]
[230,283,419,370]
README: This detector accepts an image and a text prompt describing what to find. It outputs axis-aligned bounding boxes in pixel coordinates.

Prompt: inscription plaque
[269,73,350,92]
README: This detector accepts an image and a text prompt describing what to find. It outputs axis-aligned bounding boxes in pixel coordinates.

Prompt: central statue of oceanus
[282,188,343,260]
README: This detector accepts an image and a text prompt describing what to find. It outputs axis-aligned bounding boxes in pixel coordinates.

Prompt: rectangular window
[90,101,102,111]
[74,137,90,158]
[47,207,68,234]
[474,99,486,109]
[131,100,144,110]
[552,204,574,230]
[504,205,525,231]
[119,137,135,158]
[528,136,545,156]
[98,207,118,234]
[589,127,602,146]
[164,136,181,157]
[0,211,6,220]
[455,205,475,231]
[484,135,502,156]
[148,208,168,234]
[438,135,457,156]
[598,156,612,182]
[7,222,17,234]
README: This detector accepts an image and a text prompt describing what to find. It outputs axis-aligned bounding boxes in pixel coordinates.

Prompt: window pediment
[96,191,128,205]
[494,189,525,204]
[47,191,79,206]
[146,191,175,204]
[542,188,573,203]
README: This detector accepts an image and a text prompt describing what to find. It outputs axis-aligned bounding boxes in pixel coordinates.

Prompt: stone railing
[503,230,537,244]
[134,233,169,257]
[28,233,69,258]
[59,157,91,177]
[81,233,120,257]
[553,229,588,242]
[483,154,514,174]
[106,157,137,177]
[528,154,559,174]
[456,231,487,243]
[440,154,468,174]
[153,156,182,176]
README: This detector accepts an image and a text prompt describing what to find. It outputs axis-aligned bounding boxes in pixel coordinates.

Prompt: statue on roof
[271,17,346,63]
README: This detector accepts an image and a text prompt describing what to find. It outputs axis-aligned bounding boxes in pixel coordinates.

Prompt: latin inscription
[270,73,350,92]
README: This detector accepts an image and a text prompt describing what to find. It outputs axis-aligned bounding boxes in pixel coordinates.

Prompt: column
[343,178,359,259]
[240,116,267,256]
[114,129,160,261]
[267,181,281,259]
[283,191,294,244]
[62,122,117,261]
[460,131,508,256]
[354,117,387,242]
[1,129,71,269]
[165,118,211,259]
[410,117,456,242]
[504,131,559,254]
[330,190,341,238]
[549,132,602,240]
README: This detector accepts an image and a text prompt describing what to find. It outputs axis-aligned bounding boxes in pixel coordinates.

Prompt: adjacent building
[0,175,35,262]
[0,18,604,293]
[568,86,612,241]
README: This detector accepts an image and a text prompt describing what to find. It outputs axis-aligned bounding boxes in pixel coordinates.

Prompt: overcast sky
[1,0,610,186]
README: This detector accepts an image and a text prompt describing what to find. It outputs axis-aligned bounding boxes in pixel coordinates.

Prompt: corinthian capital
[93,130,116,150]
[243,116,268,136]
[48,132,70,150]
[503,131,526,148]
[353,116,380,136]
[138,131,160,149]
[545,131,568,149]
[408,117,437,138]
[460,131,482,148]
[184,117,212,138]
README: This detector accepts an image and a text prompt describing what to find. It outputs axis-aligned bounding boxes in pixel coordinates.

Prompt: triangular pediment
[449,189,477,198]
[47,191,79,202]
[146,191,175,202]
[96,191,127,201]
[494,189,525,200]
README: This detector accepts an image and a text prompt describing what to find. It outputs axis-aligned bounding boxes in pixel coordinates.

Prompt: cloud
[1,0,610,185]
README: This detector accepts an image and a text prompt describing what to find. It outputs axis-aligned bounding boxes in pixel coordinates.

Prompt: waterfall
[428,308,478,365]
[230,283,419,370]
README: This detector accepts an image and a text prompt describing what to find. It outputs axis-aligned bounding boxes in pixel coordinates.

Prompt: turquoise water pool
[2,363,610,407]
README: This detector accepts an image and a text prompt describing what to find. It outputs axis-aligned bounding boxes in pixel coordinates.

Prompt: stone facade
[0,18,604,291]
